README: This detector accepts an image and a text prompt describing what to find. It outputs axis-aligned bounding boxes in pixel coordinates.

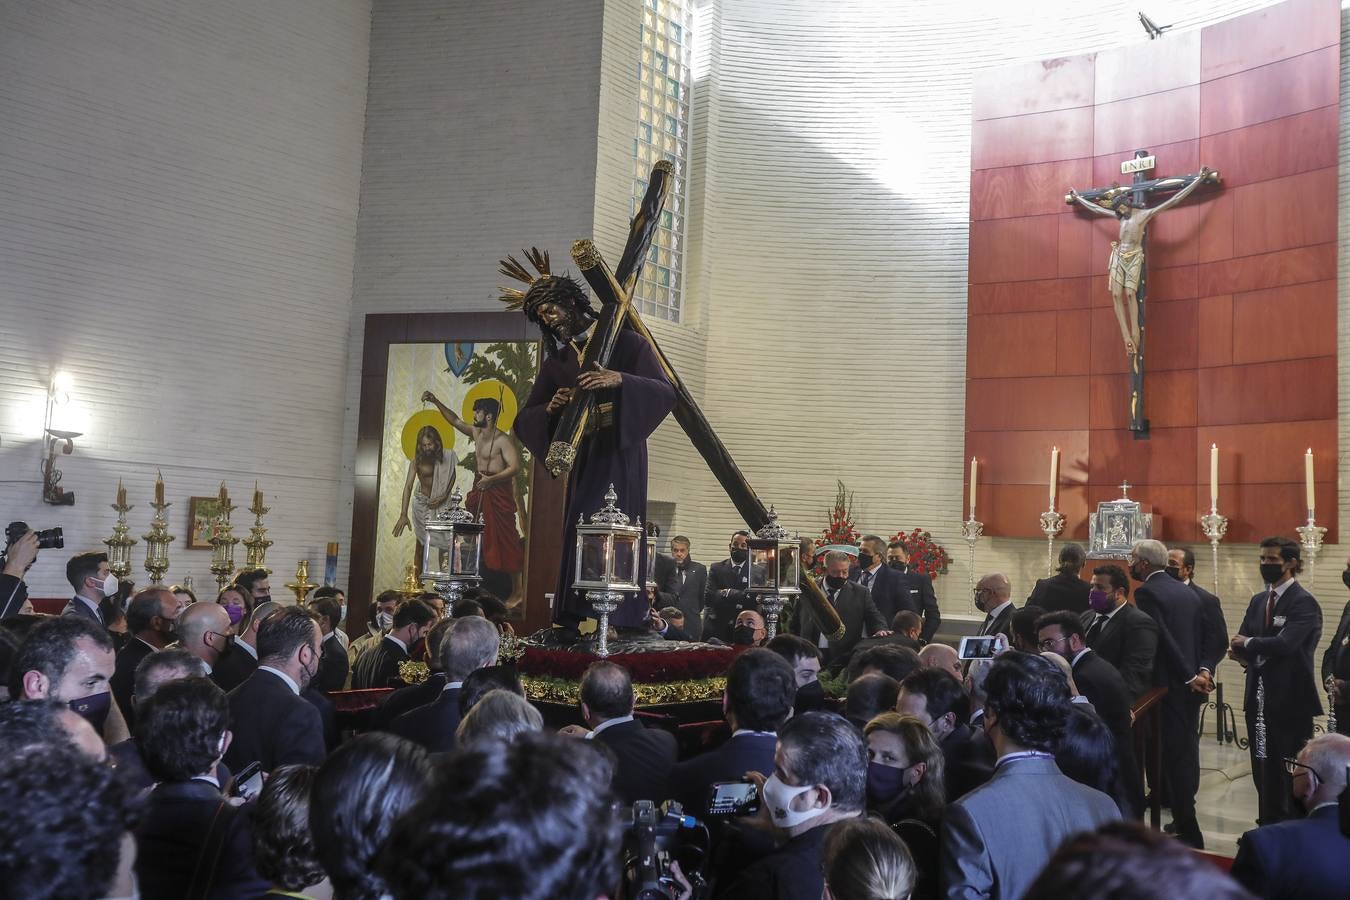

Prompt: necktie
[1264,588,1277,629]
[980,614,995,635]
[678,568,686,586]
[861,571,874,590]
[1086,614,1107,643]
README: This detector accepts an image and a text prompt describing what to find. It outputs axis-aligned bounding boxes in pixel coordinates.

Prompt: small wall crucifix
[1066,150,1220,435]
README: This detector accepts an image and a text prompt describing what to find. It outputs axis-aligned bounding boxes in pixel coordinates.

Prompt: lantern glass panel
[580,533,611,583]
[422,538,449,581]
[779,544,800,591]
[612,534,639,583]
[453,531,482,577]
[749,545,777,591]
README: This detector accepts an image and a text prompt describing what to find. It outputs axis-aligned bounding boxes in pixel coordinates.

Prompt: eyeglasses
[1282,757,1323,780]
[1037,637,1069,651]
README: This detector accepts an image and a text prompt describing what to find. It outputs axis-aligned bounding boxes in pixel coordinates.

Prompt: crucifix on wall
[1066,150,1220,434]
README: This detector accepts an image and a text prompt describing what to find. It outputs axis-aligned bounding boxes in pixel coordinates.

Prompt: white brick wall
[0,0,371,596]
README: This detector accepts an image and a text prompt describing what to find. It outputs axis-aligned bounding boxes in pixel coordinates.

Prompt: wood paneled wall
[965,0,1340,544]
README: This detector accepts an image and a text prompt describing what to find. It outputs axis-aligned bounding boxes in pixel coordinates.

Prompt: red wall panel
[967,0,1338,544]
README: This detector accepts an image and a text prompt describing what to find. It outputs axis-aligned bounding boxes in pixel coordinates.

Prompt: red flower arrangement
[891,527,951,579]
[519,644,746,683]
[813,480,859,576]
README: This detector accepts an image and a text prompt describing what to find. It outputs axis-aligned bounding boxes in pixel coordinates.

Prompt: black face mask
[1260,562,1286,585]
[825,575,847,590]
[794,680,826,713]
[1128,562,1148,583]
[732,625,758,646]
[888,560,907,572]
[858,552,874,569]
[1164,566,1182,581]
[730,547,748,564]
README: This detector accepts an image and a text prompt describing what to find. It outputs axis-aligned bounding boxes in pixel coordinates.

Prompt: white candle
[1209,444,1218,509]
[1049,446,1060,508]
[1305,448,1315,514]
[969,457,978,520]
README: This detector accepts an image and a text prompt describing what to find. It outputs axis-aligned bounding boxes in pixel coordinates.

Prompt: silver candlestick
[961,518,984,603]
[586,590,624,658]
[1199,506,1228,598]
[1039,508,1064,576]
[1296,511,1326,579]
[1254,676,1267,760]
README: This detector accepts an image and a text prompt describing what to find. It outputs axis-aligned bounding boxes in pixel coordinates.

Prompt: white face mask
[762,774,822,828]
[340,604,348,624]
[94,573,119,598]
[377,611,394,631]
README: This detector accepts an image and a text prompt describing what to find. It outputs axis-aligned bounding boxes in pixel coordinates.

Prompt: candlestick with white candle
[969,457,978,520]
[1049,447,1059,510]
[1209,444,1218,510]
[1305,448,1315,516]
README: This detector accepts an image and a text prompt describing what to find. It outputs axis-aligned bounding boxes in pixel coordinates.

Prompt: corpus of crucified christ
[3,0,1350,898]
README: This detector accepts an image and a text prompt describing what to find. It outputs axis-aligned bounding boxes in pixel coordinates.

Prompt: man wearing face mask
[109,587,184,729]
[61,550,118,628]
[172,600,234,676]
[351,598,437,690]
[706,530,758,643]
[15,616,119,744]
[733,609,768,647]
[767,634,827,714]
[212,599,279,693]
[973,573,1016,644]
[719,712,868,900]
[234,568,273,605]
[1231,733,1350,899]
[1320,560,1350,737]
[788,550,887,673]
[1080,564,1158,703]
[897,667,994,803]
[872,537,941,642]
[1231,536,1324,825]
[1167,546,1229,697]
[348,589,402,677]
[312,585,350,648]
[224,606,326,772]
[310,595,352,693]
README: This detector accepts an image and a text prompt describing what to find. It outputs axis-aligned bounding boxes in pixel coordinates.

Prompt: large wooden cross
[1067,150,1219,435]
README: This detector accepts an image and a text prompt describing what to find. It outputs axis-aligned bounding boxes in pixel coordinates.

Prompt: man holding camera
[1,528,40,618]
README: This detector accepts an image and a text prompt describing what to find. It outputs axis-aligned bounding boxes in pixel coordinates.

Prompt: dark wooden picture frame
[349,312,564,638]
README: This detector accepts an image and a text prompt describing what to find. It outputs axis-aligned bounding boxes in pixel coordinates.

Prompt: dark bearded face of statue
[533,301,579,343]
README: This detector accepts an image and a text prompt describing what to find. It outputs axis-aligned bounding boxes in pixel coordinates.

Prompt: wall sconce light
[42,371,80,506]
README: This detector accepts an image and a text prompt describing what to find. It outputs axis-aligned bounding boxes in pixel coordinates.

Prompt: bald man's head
[176,601,232,666]
[919,643,963,680]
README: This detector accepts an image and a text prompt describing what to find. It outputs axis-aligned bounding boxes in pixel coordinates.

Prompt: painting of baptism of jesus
[374,340,538,611]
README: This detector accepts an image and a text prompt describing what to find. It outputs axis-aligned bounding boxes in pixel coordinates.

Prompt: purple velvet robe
[516,328,675,627]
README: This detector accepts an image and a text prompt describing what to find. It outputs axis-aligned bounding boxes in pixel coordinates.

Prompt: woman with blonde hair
[863,712,945,900]
[823,815,916,900]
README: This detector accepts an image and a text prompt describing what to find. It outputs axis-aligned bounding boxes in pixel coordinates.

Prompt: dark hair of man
[312,586,345,602]
[135,676,229,782]
[670,535,691,549]
[846,644,921,684]
[1010,605,1045,649]
[312,597,343,633]
[1036,610,1085,643]
[1259,536,1302,572]
[472,397,500,422]
[0,627,19,690]
[778,711,867,812]
[1055,705,1118,800]
[379,732,620,900]
[767,633,821,667]
[580,661,633,721]
[460,665,524,714]
[133,648,205,711]
[886,539,908,552]
[659,605,684,622]
[725,648,797,733]
[845,673,899,725]
[12,615,113,693]
[258,606,320,665]
[1178,546,1196,570]
[425,618,456,671]
[1093,564,1130,597]
[252,764,325,892]
[860,534,884,550]
[983,651,1070,752]
[892,610,922,633]
[731,530,751,540]
[234,568,270,595]
[0,698,70,756]
[451,598,484,618]
[369,589,403,626]
[474,592,510,624]
[393,599,436,630]
[311,732,435,900]
[1023,821,1252,900]
[65,551,108,591]
[125,588,167,634]
[1056,542,1086,575]
[899,667,966,724]
[0,744,134,900]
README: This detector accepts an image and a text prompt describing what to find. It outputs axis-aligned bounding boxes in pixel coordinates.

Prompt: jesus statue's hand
[577,362,622,391]
[393,515,410,537]
[546,387,574,414]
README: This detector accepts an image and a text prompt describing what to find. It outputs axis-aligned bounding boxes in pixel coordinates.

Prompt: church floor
[1195,739,1259,857]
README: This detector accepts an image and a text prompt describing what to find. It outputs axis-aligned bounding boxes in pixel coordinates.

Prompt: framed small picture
[187,497,222,549]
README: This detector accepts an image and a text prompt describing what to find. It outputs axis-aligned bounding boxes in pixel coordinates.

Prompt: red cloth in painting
[467,475,524,572]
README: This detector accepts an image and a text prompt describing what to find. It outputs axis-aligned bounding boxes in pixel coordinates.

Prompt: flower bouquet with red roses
[890,527,950,578]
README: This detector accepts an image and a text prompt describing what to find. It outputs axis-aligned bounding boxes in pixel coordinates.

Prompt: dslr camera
[4,522,64,556]
[620,800,706,900]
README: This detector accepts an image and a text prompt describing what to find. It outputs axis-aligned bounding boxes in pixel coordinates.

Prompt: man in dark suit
[133,676,268,898]
[1081,563,1158,703]
[1169,547,1229,692]
[667,648,796,820]
[110,587,182,727]
[1129,539,1207,847]
[351,598,436,690]
[561,661,677,805]
[704,530,757,643]
[854,535,930,640]
[1231,536,1324,825]
[1232,733,1350,899]
[310,595,351,694]
[663,535,709,641]
[898,666,994,802]
[211,600,278,693]
[788,549,886,671]
[61,550,116,628]
[110,648,210,794]
[390,615,499,753]
[224,607,326,773]
[974,572,1016,643]
[1027,542,1091,615]
[884,539,943,642]
[1320,559,1350,736]
[374,617,454,727]
[1037,610,1142,818]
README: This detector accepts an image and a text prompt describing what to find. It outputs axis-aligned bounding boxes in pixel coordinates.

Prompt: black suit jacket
[594,718,678,805]
[788,580,885,669]
[111,738,235,797]
[61,596,105,627]
[1234,581,1323,724]
[976,602,1016,643]
[663,559,709,641]
[1082,603,1159,702]
[1027,571,1091,615]
[1134,572,1204,688]
[715,816,832,900]
[1232,804,1350,900]
[1190,581,1229,676]
[1071,649,1138,813]
[374,671,448,728]
[224,669,326,773]
[210,642,258,694]
[111,638,156,728]
[853,566,941,641]
[134,779,268,900]
[0,573,28,619]
[705,559,755,643]
[1320,598,1350,685]
[313,631,349,694]
[351,636,409,689]
[389,686,462,753]
[940,722,995,803]
[669,731,778,819]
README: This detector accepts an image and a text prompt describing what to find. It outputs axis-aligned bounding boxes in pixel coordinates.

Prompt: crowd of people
[1,528,1349,899]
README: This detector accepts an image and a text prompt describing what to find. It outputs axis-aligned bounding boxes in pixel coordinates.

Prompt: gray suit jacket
[941,755,1120,900]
